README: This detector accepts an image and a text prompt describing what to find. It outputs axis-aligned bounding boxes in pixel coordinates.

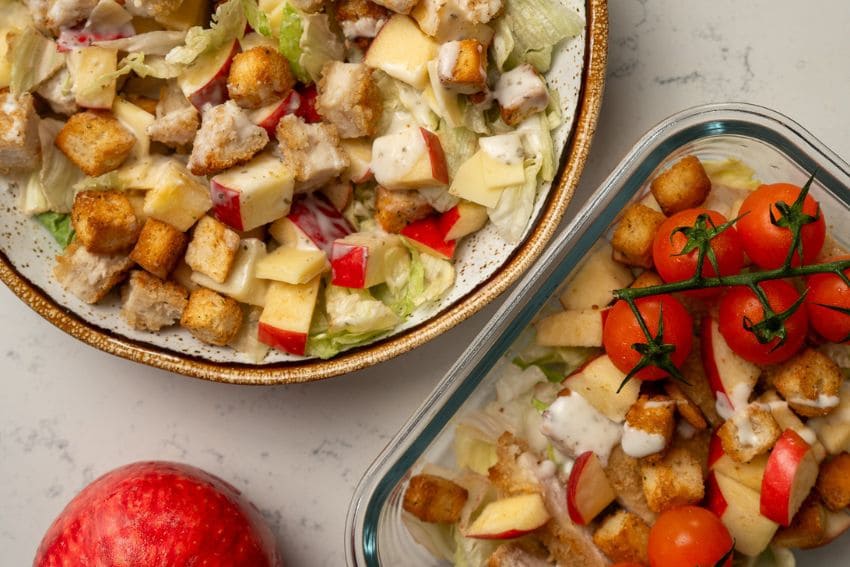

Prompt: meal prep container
[345,102,850,566]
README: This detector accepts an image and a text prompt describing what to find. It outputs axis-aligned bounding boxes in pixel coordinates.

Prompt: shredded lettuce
[491,18,514,72]
[518,113,557,183]
[453,424,497,476]
[36,212,75,248]
[94,31,188,55]
[379,245,455,318]
[9,27,64,96]
[501,0,584,72]
[299,13,344,83]
[166,0,246,65]
[324,285,400,333]
[243,0,272,36]
[38,119,83,213]
[487,160,538,244]
[734,546,796,567]
[342,185,376,230]
[703,158,760,191]
[437,119,479,179]
[453,527,499,567]
[73,156,177,192]
[278,3,308,82]
[400,513,455,562]
[85,53,180,98]
[307,327,390,359]
[86,0,134,34]
[418,186,459,214]
[22,173,49,215]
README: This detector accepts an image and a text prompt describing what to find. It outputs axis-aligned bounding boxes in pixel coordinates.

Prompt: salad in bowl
[0,0,584,364]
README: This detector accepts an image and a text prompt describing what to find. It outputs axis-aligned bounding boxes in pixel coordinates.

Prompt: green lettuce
[437,119,479,179]
[278,3,308,82]
[84,53,181,97]
[166,0,246,65]
[453,528,499,567]
[378,245,455,319]
[38,119,83,214]
[36,212,75,248]
[703,158,760,191]
[94,31,188,55]
[9,27,64,96]
[243,0,272,36]
[22,173,49,215]
[453,423,497,476]
[299,13,344,82]
[500,0,584,72]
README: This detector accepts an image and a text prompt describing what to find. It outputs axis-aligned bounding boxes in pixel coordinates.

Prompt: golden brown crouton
[488,432,540,496]
[611,203,666,269]
[227,47,295,109]
[773,495,827,549]
[120,270,188,331]
[402,473,468,524]
[53,242,134,304]
[374,186,434,233]
[317,61,381,139]
[630,270,664,289]
[71,191,141,254]
[55,111,136,176]
[486,543,549,567]
[335,0,390,39]
[815,453,850,511]
[276,115,348,192]
[0,91,40,172]
[640,446,704,513]
[593,509,650,564]
[664,380,709,431]
[771,348,844,418]
[437,39,487,94]
[180,288,243,345]
[650,156,711,216]
[604,446,656,523]
[495,64,549,126]
[623,395,676,460]
[184,216,241,284]
[129,218,188,279]
[717,404,781,463]
[188,101,269,176]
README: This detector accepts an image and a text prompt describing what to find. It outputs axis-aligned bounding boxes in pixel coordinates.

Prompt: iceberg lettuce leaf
[10,27,64,96]
[165,0,246,65]
[36,212,75,248]
[38,119,83,213]
[502,0,584,72]
[94,31,188,55]
[243,0,272,36]
[299,12,344,82]
[277,3,308,82]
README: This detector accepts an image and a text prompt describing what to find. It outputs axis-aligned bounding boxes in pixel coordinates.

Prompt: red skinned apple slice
[287,193,353,255]
[566,451,616,525]
[372,128,449,190]
[708,431,768,492]
[249,90,301,135]
[564,354,639,422]
[330,233,403,288]
[210,154,294,232]
[536,308,609,348]
[466,493,550,539]
[258,278,321,356]
[178,39,240,109]
[438,201,488,241]
[340,138,373,184]
[707,471,779,556]
[701,315,759,412]
[761,428,820,526]
[401,216,456,260]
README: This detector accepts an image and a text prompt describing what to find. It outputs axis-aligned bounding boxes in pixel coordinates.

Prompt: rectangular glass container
[346,103,850,566]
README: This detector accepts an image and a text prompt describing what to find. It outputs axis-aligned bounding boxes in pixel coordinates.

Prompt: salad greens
[36,212,75,248]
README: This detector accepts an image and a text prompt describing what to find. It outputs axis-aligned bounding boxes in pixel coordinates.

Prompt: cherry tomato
[603,295,693,381]
[718,279,808,364]
[648,506,733,567]
[652,208,745,295]
[736,183,826,269]
[806,255,850,343]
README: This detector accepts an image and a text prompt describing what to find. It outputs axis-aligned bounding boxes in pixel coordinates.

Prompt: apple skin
[401,216,456,259]
[210,179,245,231]
[287,194,353,255]
[761,428,819,526]
[34,461,281,567]
[181,40,240,109]
[566,451,616,525]
[421,128,450,185]
[250,90,301,134]
[258,321,308,356]
[330,242,367,288]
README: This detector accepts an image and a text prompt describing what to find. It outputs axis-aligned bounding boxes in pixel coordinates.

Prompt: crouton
[486,542,550,567]
[773,495,827,549]
[593,510,650,564]
[120,270,187,331]
[610,203,666,269]
[437,39,487,94]
[147,84,199,150]
[129,218,188,279]
[371,0,418,14]
[677,350,722,427]
[0,91,40,171]
[402,473,468,524]
[71,191,141,254]
[412,0,496,43]
[488,432,540,496]
[55,111,136,177]
[640,446,704,513]
[123,0,182,18]
[650,156,711,216]
[317,62,381,139]
[227,46,295,109]
[275,114,349,192]
[622,395,675,460]
[771,348,844,418]
[188,100,269,176]
[374,186,434,233]
[184,216,241,284]
[53,242,134,304]
[717,404,781,463]
[759,390,828,463]
[180,288,243,345]
[494,64,549,126]
[815,453,850,511]
[336,0,389,39]
[45,0,99,31]
[630,270,664,289]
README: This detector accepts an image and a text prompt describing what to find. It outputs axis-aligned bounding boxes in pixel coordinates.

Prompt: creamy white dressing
[479,133,524,165]
[370,127,425,186]
[621,423,667,458]
[644,400,675,409]
[540,392,622,465]
[494,64,548,111]
[716,381,753,420]
[677,420,697,439]
[731,408,759,447]
[789,394,840,409]
[437,41,461,80]
[340,17,385,39]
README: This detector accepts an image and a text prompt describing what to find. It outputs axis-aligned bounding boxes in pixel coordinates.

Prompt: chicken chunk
[180,288,243,346]
[816,453,850,511]
[129,218,188,279]
[317,62,381,139]
[771,348,844,418]
[45,0,99,31]
[184,216,241,284]
[188,101,269,176]
[0,91,40,172]
[147,83,200,150]
[53,242,134,304]
[650,156,711,216]
[371,0,418,14]
[374,186,435,233]
[227,46,295,109]
[275,114,348,192]
[71,191,141,254]
[486,543,550,567]
[457,0,502,24]
[494,64,549,126]
[120,270,188,331]
[717,404,781,463]
[55,111,136,177]
[335,0,389,39]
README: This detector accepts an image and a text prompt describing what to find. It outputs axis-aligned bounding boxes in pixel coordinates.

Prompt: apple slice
[268,217,320,251]
[564,354,640,423]
[466,493,550,540]
[330,232,404,288]
[559,242,635,310]
[68,46,118,109]
[707,471,779,556]
[255,247,328,285]
[210,154,295,232]
[567,452,617,525]
[339,138,373,183]
[759,390,827,463]
[178,39,240,109]
[287,193,353,255]
[257,278,321,356]
[401,216,456,260]
[155,0,206,30]
[320,180,353,212]
[112,98,154,159]
[191,239,269,306]
[448,149,525,208]
[249,90,301,135]
[809,382,850,455]
[364,14,438,89]
[761,428,820,526]
[701,315,760,412]
[372,127,449,190]
[708,432,768,492]
[535,308,609,348]
[438,201,488,241]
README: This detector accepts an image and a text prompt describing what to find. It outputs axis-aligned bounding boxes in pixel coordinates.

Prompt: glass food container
[346,103,850,566]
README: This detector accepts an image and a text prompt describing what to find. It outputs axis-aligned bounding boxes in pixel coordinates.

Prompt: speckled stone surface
[3,1,850,565]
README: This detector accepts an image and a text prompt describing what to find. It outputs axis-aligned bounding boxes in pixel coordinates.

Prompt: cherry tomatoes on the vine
[647,506,733,567]
[736,183,825,269]
[806,255,850,343]
[653,208,744,295]
[718,280,808,364]
[603,295,693,381]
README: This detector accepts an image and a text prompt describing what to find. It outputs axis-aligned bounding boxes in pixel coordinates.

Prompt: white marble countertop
[3,1,850,565]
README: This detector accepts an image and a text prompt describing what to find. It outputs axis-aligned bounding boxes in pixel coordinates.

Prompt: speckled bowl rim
[0,1,607,385]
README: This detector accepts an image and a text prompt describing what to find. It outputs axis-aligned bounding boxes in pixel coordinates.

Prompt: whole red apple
[34,461,282,566]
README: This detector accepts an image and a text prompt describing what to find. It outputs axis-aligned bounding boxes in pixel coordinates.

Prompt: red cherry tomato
[603,295,693,381]
[718,280,808,364]
[736,183,826,269]
[806,255,850,343]
[648,506,733,567]
[652,208,745,296]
